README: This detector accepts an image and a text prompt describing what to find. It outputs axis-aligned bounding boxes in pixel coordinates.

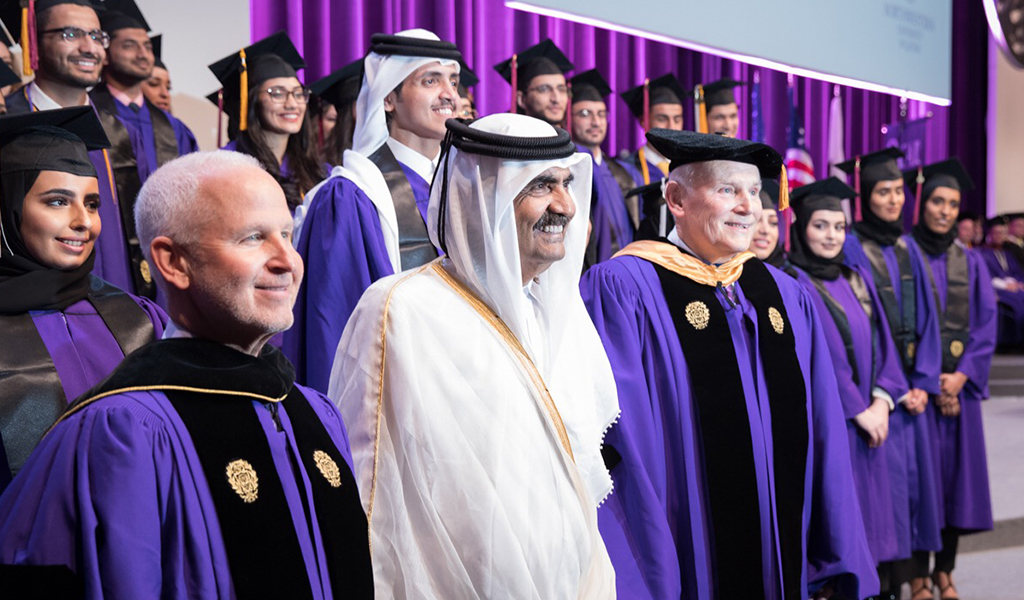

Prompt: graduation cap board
[456,61,478,97]
[150,33,163,69]
[309,57,363,108]
[760,178,779,210]
[0,105,110,178]
[621,73,686,129]
[901,157,975,226]
[493,39,573,112]
[208,31,305,136]
[834,146,904,222]
[694,76,743,134]
[0,0,95,76]
[570,68,611,103]
[93,0,150,34]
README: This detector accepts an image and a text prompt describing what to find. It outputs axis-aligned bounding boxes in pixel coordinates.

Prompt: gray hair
[668,160,730,199]
[135,151,264,265]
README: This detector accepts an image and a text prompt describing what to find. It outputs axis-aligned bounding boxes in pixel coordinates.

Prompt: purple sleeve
[795,280,880,600]
[296,384,354,472]
[170,114,200,155]
[959,251,998,398]
[128,293,169,339]
[284,177,394,393]
[905,239,943,395]
[580,263,678,600]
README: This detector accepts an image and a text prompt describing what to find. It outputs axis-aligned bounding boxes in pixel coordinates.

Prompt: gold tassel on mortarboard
[20,4,32,77]
[695,84,708,134]
[778,166,789,211]
[239,49,248,132]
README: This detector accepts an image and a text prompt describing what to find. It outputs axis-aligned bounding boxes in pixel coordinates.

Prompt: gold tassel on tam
[239,49,249,131]
[20,6,31,77]
[778,166,789,211]
[695,84,708,134]
[509,54,518,113]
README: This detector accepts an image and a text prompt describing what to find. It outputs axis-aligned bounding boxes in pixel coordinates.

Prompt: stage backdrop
[251,0,989,214]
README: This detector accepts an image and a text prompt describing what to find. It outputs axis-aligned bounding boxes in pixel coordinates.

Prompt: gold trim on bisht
[614,240,754,287]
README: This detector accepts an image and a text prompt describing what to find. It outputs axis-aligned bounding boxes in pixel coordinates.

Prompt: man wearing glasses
[86,3,199,303]
[1,0,146,298]
[494,40,574,128]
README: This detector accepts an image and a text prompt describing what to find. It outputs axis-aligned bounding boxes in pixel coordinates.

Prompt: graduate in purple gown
[0,107,166,494]
[837,149,947,597]
[787,177,922,597]
[907,159,997,600]
[694,77,744,138]
[1,0,145,297]
[287,30,462,392]
[209,32,326,214]
[978,216,1024,348]
[581,129,877,600]
[0,150,373,599]
[569,68,638,264]
[620,74,687,185]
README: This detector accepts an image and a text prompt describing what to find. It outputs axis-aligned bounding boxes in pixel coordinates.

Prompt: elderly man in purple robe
[569,68,641,265]
[0,151,373,599]
[979,215,1024,348]
[1,0,146,299]
[288,29,462,393]
[907,158,997,600]
[581,129,878,600]
[0,107,166,496]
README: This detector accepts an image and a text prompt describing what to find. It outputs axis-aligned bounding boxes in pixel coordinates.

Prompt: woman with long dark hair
[209,33,325,212]
[0,107,166,494]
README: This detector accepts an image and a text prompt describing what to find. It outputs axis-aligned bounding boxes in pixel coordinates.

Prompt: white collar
[668,228,736,267]
[386,137,439,183]
[28,81,90,111]
[642,143,667,166]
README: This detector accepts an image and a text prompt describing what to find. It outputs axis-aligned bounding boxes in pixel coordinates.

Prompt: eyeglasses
[40,27,110,49]
[573,108,607,119]
[527,83,568,95]
[262,87,311,104]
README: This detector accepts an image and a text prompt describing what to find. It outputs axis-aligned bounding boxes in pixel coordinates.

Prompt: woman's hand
[854,397,891,448]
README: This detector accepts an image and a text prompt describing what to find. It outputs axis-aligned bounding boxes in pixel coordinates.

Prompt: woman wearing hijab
[0,107,167,494]
[788,177,912,598]
[907,159,997,600]
[208,33,326,212]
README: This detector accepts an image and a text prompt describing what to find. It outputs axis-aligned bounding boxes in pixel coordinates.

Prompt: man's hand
[936,393,961,417]
[854,397,891,448]
[940,371,969,399]
[902,388,929,415]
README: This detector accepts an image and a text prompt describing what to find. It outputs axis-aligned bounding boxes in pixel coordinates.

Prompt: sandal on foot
[931,572,959,600]
[910,577,934,600]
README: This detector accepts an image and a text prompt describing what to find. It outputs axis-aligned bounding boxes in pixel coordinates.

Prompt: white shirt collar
[668,228,737,267]
[28,81,90,111]
[386,137,438,184]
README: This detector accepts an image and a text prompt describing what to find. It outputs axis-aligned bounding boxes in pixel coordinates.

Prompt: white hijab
[427,113,620,505]
[350,28,460,157]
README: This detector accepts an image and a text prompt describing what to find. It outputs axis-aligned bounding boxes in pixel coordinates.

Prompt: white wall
[137,0,250,150]
[988,38,1024,216]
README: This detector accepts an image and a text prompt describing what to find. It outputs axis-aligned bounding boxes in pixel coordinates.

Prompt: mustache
[534,211,571,230]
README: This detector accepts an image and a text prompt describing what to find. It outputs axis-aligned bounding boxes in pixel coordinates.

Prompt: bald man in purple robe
[582,129,877,600]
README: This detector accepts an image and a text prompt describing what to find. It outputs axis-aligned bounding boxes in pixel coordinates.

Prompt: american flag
[784,85,814,190]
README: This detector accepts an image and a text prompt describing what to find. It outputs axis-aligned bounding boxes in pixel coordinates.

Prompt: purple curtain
[252,0,988,214]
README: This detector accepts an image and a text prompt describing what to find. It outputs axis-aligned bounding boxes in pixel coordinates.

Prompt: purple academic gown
[285,164,431,393]
[581,257,878,600]
[845,234,946,555]
[112,98,199,183]
[580,146,635,263]
[794,266,910,564]
[0,382,355,599]
[922,247,997,532]
[2,88,133,293]
[978,246,1024,347]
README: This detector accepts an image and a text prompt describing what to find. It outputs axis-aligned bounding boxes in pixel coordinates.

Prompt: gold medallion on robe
[907,341,916,360]
[685,301,710,330]
[140,259,152,284]
[950,340,964,359]
[226,459,259,503]
[313,450,342,488]
[768,307,785,335]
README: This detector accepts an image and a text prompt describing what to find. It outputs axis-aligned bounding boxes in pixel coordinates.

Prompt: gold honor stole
[613,240,755,287]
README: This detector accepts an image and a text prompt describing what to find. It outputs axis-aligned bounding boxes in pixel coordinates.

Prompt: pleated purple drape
[251,0,988,213]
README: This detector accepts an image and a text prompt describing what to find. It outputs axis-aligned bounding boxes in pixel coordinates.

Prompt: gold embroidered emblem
[907,341,916,360]
[140,259,152,284]
[768,307,785,335]
[225,459,258,503]
[950,340,964,358]
[313,450,342,488]
[685,301,710,330]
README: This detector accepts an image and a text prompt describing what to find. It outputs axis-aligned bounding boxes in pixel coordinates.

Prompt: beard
[39,52,102,88]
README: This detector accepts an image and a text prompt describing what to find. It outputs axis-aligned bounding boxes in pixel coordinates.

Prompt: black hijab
[0,110,107,314]
[911,173,962,257]
[852,176,905,246]
[787,177,857,281]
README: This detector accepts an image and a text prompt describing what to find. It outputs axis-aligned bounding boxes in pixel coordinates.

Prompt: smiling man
[493,40,574,127]
[289,29,462,392]
[331,114,617,599]
[581,129,878,600]
[88,3,199,303]
[0,151,374,599]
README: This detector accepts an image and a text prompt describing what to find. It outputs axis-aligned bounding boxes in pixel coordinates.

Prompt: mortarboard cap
[790,176,857,216]
[759,178,779,210]
[621,73,686,121]
[92,0,150,33]
[699,77,744,110]
[834,146,904,221]
[902,157,975,195]
[208,31,305,133]
[493,39,573,93]
[456,61,477,98]
[1006,212,1024,222]
[309,58,363,108]
[570,68,611,103]
[0,0,95,76]
[150,34,163,69]
[0,106,110,177]
[986,215,1010,229]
